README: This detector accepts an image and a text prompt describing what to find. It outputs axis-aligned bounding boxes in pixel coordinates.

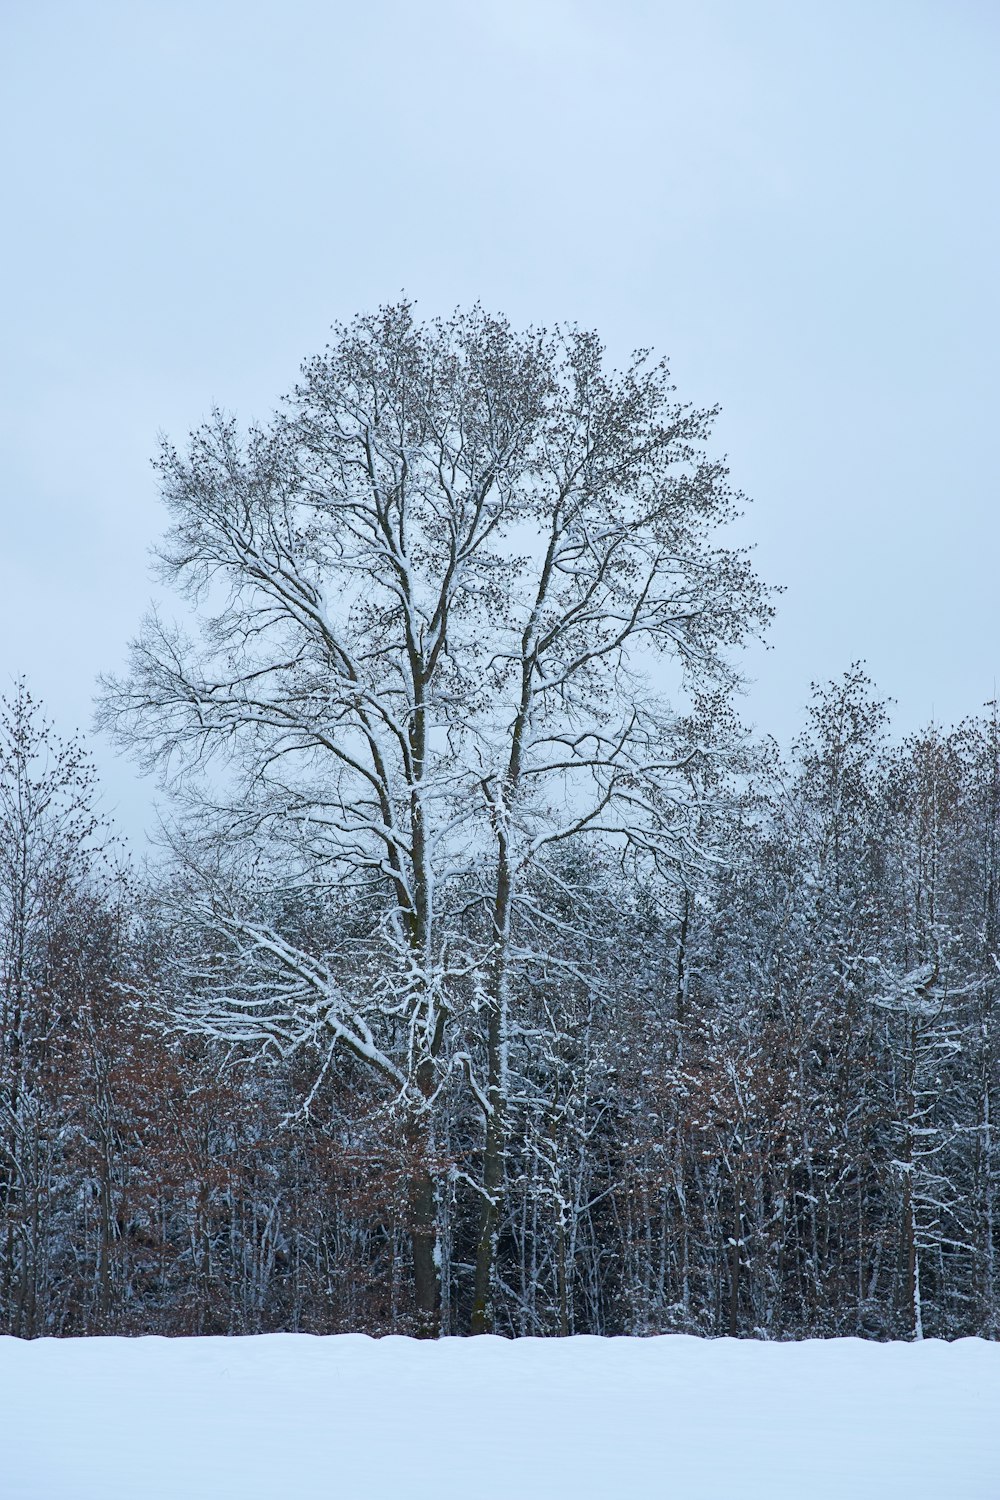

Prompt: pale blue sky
[2,0,998,836]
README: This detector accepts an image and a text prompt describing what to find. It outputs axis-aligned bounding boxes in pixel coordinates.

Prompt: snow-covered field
[2,1332,997,1499]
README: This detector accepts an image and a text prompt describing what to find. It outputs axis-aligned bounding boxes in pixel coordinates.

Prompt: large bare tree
[100,303,770,1333]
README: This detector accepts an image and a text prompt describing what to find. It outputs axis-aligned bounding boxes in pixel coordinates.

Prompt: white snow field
[1,1333,998,1499]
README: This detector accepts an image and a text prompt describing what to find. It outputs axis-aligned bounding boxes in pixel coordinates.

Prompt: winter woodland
[2,306,998,1341]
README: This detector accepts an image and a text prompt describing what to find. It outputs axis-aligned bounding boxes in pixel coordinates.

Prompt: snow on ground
[1,1332,997,1499]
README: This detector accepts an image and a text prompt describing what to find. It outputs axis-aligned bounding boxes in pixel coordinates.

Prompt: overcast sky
[2,0,998,839]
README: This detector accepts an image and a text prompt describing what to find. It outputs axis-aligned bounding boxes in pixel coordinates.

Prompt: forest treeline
[3,669,999,1341]
[2,306,997,1340]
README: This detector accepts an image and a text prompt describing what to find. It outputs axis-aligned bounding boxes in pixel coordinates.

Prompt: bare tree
[100,303,770,1333]
[0,683,106,1334]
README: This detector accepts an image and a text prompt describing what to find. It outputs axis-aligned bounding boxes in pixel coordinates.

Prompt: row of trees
[2,306,997,1337]
[3,672,999,1339]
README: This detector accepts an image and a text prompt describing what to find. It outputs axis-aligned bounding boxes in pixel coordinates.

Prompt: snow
[2,1332,997,1499]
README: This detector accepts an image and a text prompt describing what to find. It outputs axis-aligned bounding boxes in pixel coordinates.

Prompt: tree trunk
[470,1069,503,1334]
[405,1087,441,1338]
[471,822,513,1334]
